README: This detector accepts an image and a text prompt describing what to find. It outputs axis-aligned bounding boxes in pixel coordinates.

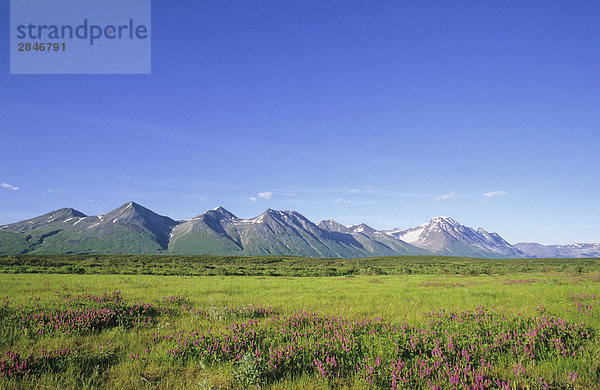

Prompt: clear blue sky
[1,1,599,245]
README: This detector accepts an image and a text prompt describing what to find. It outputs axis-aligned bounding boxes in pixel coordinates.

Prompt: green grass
[0,256,599,388]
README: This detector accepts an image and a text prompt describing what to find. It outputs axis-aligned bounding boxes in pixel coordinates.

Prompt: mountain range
[384,217,526,258]
[0,202,597,258]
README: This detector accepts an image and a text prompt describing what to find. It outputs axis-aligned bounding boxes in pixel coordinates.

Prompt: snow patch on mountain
[385,217,525,258]
[387,224,426,243]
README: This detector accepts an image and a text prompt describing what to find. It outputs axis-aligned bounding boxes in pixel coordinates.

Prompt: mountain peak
[264,208,278,214]
[262,208,294,217]
[318,220,379,235]
[202,206,237,220]
[352,223,377,234]
[102,202,178,228]
[385,216,525,258]
[429,216,460,226]
[0,207,88,232]
[54,207,87,219]
[110,201,152,216]
[317,219,351,233]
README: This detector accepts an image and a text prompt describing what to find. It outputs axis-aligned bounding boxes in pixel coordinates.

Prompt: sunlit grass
[0,271,599,388]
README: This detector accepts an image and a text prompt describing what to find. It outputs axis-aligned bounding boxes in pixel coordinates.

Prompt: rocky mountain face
[316,220,432,257]
[0,202,178,254]
[0,204,429,258]
[514,242,600,258]
[168,208,431,257]
[1,204,597,258]
[384,217,526,258]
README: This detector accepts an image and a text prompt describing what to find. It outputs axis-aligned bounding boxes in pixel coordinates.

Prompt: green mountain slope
[0,204,434,257]
[0,202,178,255]
[168,208,431,258]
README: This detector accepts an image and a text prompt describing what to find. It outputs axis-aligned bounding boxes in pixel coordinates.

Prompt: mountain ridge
[384,216,526,258]
[1,204,597,258]
[168,208,431,258]
[514,242,600,258]
[0,202,179,254]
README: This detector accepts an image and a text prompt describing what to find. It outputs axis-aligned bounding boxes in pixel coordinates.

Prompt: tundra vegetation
[0,255,598,389]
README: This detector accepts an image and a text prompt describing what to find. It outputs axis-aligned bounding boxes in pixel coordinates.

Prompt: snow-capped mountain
[0,203,432,257]
[169,208,430,257]
[384,216,526,258]
[1,205,598,258]
[514,242,600,258]
[316,220,432,256]
[316,220,378,235]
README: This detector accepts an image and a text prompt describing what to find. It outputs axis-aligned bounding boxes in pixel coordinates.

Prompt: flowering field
[0,271,599,388]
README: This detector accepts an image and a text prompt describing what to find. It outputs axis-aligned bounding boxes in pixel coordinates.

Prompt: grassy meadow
[0,255,599,388]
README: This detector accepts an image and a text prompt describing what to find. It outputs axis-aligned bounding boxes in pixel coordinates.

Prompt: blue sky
[1,1,599,245]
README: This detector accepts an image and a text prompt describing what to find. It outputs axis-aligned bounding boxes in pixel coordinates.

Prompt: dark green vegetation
[1,254,599,277]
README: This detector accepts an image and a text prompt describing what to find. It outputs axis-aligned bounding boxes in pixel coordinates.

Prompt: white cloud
[436,191,456,200]
[483,190,507,198]
[334,198,352,204]
[258,191,273,200]
[1,183,18,191]
[249,196,257,202]
[46,189,54,193]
